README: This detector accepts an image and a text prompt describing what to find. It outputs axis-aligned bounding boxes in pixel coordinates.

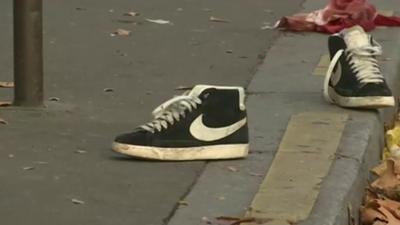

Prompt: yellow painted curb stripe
[246,112,348,225]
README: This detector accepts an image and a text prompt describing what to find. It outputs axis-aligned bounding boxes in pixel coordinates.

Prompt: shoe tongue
[342,26,370,49]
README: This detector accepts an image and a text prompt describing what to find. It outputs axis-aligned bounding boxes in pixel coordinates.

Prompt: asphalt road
[0,0,303,224]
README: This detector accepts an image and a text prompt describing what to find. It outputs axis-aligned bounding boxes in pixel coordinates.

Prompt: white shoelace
[323,42,383,103]
[141,95,202,133]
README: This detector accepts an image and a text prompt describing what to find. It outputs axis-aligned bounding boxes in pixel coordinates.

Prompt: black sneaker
[323,25,395,108]
[112,85,249,161]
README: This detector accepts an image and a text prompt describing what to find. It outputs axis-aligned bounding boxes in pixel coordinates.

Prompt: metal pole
[13,0,43,107]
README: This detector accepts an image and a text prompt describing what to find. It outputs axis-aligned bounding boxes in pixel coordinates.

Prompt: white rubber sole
[327,86,395,108]
[112,142,249,161]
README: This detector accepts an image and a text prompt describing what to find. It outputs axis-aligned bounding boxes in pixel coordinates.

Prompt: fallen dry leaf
[103,88,114,92]
[386,126,400,159]
[0,82,14,88]
[48,97,60,102]
[146,19,171,25]
[371,159,400,194]
[201,216,212,224]
[74,150,87,154]
[373,221,388,225]
[71,198,85,205]
[177,200,189,206]
[361,201,387,225]
[111,29,131,37]
[0,101,12,107]
[248,172,263,177]
[209,16,230,23]
[376,197,400,219]
[0,118,8,125]
[365,188,380,203]
[377,204,400,225]
[124,11,140,17]
[372,161,388,177]
[227,166,238,172]
[23,166,35,171]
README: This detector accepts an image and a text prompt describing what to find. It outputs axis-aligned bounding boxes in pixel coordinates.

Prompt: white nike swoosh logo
[189,114,247,142]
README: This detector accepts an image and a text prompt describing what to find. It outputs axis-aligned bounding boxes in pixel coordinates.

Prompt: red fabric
[277,0,400,33]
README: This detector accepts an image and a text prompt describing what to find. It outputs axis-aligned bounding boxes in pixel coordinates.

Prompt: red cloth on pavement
[276,0,400,33]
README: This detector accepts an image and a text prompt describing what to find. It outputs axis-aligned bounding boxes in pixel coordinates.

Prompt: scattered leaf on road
[209,16,230,23]
[71,198,85,205]
[111,29,131,37]
[124,11,140,17]
[227,166,239,172]
[75,150,87,154]
[49,97,60,102]
[0,82,14,88]
[0,101,12,107]
[248,172,263,177]
[146,19,171,25]
[201,216,212,224]
[178,200,189,206]
[103,88,114,92]
[8,154,14,158]
[23,166,35,171]
[0,118,8,125]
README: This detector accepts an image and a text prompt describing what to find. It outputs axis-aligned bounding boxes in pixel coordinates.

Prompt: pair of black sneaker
[112,25,395,161]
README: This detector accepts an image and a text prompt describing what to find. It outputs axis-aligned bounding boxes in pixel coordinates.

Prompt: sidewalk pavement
[1,0,400,225]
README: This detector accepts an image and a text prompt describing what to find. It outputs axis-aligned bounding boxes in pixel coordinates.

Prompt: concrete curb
[167,0,400,224]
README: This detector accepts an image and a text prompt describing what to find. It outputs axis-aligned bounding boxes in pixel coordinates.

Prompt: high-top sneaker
[323,25,395,108]
[112,85,249,161]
